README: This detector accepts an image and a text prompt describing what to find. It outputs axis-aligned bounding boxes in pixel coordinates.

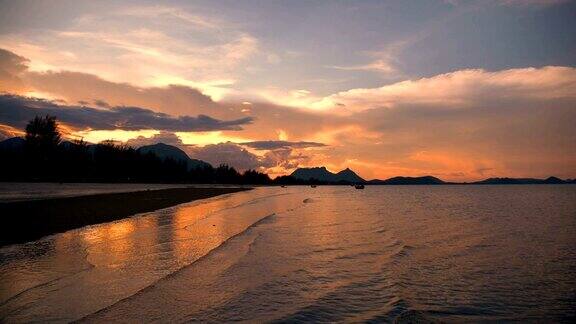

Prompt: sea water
[1,185,575,322]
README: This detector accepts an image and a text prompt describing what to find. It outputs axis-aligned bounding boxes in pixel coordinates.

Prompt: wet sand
[0,187,250,247]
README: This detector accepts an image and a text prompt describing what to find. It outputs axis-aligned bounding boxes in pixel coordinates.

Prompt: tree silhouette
[22,115,63,179]
[25,115,61,153]
[1,115,302,184]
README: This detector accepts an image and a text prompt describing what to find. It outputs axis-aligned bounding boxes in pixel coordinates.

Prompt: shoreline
[0,187,250,247]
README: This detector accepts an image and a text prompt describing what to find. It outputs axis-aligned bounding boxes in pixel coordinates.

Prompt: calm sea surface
[1,185,575,323]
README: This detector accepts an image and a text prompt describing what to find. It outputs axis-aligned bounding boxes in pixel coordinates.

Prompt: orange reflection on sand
[169,199,236,264]
[79,220,136,245]
[76,219,145,267]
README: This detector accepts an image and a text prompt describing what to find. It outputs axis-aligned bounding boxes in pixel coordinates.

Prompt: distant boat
[354,184,365,189]
[311,185,317,188]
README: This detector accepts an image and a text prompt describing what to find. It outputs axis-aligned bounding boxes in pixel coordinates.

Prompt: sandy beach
[0,187,250,247]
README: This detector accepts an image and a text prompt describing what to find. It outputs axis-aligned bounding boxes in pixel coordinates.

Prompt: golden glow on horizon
[74,129,160,144]
[0,124,24,137]
[69,128,254,148]
[23,91,61,101]
[276,129,288,141]
[175,131,251,146]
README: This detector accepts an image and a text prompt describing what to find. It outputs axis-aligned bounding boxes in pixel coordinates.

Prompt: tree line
[0,115,313,184]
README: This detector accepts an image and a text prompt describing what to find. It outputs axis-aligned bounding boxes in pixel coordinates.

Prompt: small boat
[311,185,317,188]
[354,184,365,189]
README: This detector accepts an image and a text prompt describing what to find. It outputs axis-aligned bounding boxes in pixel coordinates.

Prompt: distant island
[289,167,576,185]
[290,167,365,183]
[1,116,574,185]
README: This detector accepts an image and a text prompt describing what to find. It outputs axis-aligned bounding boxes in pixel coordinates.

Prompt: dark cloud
[123,132,317,173]
[186,142,314,172]
[93,99,111,108]
[22,69,333,139]
[126,131,184,147]
[0,48,29,92]
[24,70,218,117]
[0,48,336,142]
[0,49,28,74]
[0,94,253,132]
[261,148,312,170]
[188,142,263,170]
[241,140,326,150]
[193,143,316,172]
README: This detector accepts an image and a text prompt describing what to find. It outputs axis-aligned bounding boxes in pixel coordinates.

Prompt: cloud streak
[0,5,260,100]
[324,66,576,112]
[0,94,253,132]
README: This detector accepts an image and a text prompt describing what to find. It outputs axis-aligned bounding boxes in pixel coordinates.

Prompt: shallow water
[1,185,575,322]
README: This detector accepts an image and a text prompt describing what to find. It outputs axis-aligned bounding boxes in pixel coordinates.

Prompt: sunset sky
[1,0,575,180]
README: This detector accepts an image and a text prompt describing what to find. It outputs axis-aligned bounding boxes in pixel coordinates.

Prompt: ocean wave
[78,213,279,322]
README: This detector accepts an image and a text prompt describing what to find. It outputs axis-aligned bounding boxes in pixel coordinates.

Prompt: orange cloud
[74,129,160,143]
[0,6,259,101]
[323,66,576,111]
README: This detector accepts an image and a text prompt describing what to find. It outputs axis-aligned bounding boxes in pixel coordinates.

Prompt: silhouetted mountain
[288,169,574,185]
[0,137,25,151]
[369,176,445,185]
[59,140,77,148]
[137,143,210,170]
[335,168,365,183]
[291,167,336,182]
[291,167,365,183]
[473,177,568,184]
[543,176,565,184]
